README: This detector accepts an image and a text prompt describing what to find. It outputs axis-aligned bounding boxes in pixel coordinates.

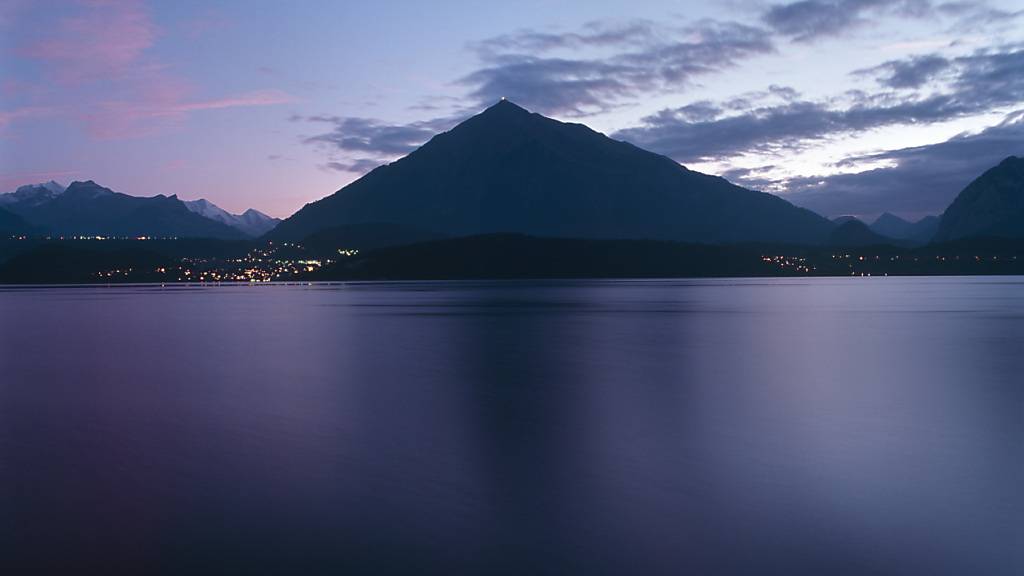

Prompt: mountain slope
[934,156,1024,242]
[0,181,67,207]
[300,222,446,256]
[7,181,245,239]
[269,100,832,244]
[0,206,32,235]
[870,213,939,244]
[829,219,894,246]
[184,199,280,237]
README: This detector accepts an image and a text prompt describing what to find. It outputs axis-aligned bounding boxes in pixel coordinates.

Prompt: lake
[1,278,1022,574]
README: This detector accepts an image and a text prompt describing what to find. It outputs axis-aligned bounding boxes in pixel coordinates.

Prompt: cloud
[471,20,660,57]
[7,0,291,137]
[322,159,386,174]
[761,0,932,42]
[761,0,1021,42]
[856,54,952,88]
[461,20,775,116]
[303,115,457,156]
[0,106,57,130]
[615,44,1024,163]
[19,0,157,86]
[299,113,464,174]
[80,88,293,139]
[729,110,1024,218]
[937,1,1024,31]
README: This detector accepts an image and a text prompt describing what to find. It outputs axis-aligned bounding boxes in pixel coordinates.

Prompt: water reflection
[1,279,1022,574]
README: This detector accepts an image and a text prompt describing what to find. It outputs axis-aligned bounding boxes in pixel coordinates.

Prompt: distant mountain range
[831,213,940,245]
[4,104,1019,250]
[829,219,893,247]
[0,206,32,235]
[0,181,278,239]
[870,213,939,243]
[183,199,280,237]
[935,156,1024,242]
[269,100,834,245]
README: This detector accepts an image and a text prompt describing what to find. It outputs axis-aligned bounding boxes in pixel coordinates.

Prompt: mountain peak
[65,180,114,198]
[476,98,532,121]
[874,212,909,226]
[488,98,527,111]
[269,100,833,244]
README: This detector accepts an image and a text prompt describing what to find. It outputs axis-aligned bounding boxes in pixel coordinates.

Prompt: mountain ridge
[268,100,834,245]
[183,199,280,237]
[3,181,244,239]
[935,156,1024,242]
[1,181,278,239]
[870,212,939,244]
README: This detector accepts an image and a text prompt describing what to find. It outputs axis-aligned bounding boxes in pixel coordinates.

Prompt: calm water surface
[1,278,1022,574]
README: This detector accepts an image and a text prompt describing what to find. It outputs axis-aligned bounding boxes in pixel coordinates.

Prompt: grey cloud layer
[762,0,1019,41]
[462,20,774,116]
[615,45,1024,164]
[300,114,464,172]
[755,110,1024,217]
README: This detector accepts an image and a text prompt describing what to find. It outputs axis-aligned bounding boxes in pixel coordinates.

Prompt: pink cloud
[20,0,157,86]
[81,90,294,139]
[0,106,58,130]
[8,1,293,138]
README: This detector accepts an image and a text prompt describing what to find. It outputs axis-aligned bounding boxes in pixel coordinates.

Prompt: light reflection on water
[1,278,1022,574]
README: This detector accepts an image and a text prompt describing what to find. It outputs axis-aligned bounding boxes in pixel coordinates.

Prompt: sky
[1,0,1022,220]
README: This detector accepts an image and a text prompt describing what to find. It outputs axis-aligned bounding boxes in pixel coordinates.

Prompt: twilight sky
[1,0,1022,220]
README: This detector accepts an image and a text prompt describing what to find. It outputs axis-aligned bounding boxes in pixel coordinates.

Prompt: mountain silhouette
[4,181,244,239]
[183,199,280,237]
[828,219,893,247]
[0,206,32,235]
[269,100,832,244]
[300,222,446,256]
[0,181,66,208]
[870,213,938,244]
[934,156,1024,242]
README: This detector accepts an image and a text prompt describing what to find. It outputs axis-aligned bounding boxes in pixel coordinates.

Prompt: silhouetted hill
[0,207,32,235]
[311,234,774,280]
[935,156,1024,242]
[6,181,245,239]
[0,244,174,284]
[269,100,833,245]
[870,213,938,244]
[832,215,862,226]
[829,220,894,246]
[300,222,447,256]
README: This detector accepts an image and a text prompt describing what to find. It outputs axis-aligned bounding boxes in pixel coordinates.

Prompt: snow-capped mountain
[0,181,67,207]
[184,199,280,237]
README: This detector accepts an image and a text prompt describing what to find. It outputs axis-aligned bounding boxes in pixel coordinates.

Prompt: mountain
[269,100,833,245]
[934,156,1024,242]
[184,199,280,237]
[5,181,245,239]
[0,244,174,284]
[300,222,446,257]
[870,213,939,244]
[832,215,862,226]
[0,181,67,207]
[0,206,32,235]
[828,219,893,246]
[310,234,773,280]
